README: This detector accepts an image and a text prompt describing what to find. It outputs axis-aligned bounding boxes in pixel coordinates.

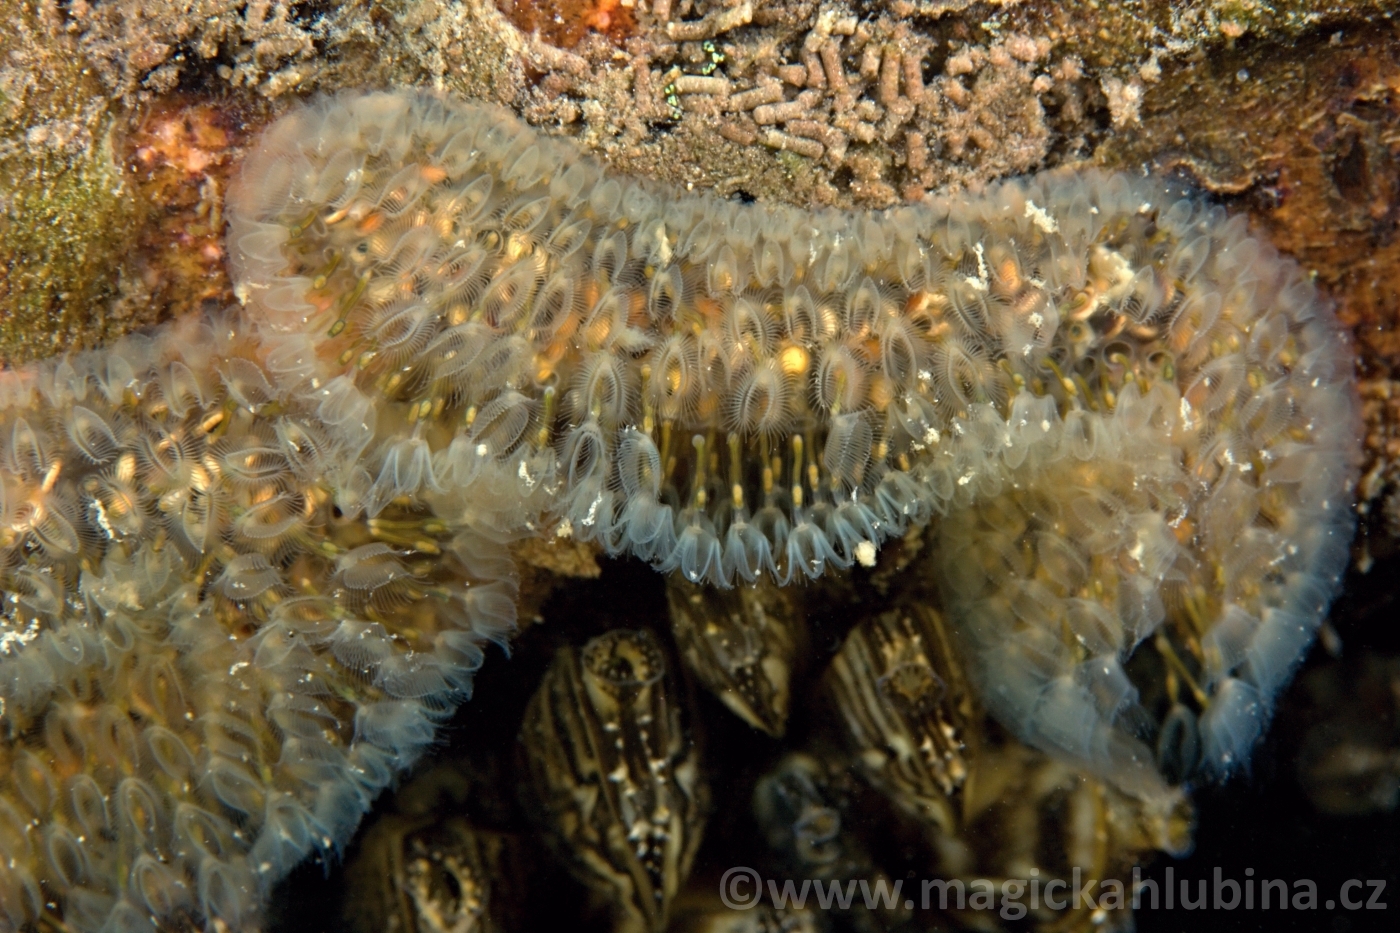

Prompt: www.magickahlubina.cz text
[717,865,1388,917]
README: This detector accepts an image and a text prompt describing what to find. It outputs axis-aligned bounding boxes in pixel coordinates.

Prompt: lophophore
[0,90,1360,931]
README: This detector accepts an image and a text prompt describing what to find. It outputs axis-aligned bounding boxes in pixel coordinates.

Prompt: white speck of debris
[1138,53,1162,83]
[1024,200,1058,233]
[1100,76,1143,128]
[965,242,990,291]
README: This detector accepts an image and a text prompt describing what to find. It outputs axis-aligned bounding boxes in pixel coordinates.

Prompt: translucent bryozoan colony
[0,89,1360,930]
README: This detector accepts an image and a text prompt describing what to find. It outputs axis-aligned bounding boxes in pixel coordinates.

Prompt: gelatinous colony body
[0,90,1359,931]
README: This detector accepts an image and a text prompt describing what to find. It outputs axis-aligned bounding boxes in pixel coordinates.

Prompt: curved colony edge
[0,89,1361,931]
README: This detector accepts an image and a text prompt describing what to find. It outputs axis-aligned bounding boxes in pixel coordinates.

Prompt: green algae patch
[0,5,145,366]
[0,127,140,364]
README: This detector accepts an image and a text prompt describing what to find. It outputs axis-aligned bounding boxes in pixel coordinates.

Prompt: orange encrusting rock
[496,0,638,50]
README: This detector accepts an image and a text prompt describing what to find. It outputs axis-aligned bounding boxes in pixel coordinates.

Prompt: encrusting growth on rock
[0,89,1360,931]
